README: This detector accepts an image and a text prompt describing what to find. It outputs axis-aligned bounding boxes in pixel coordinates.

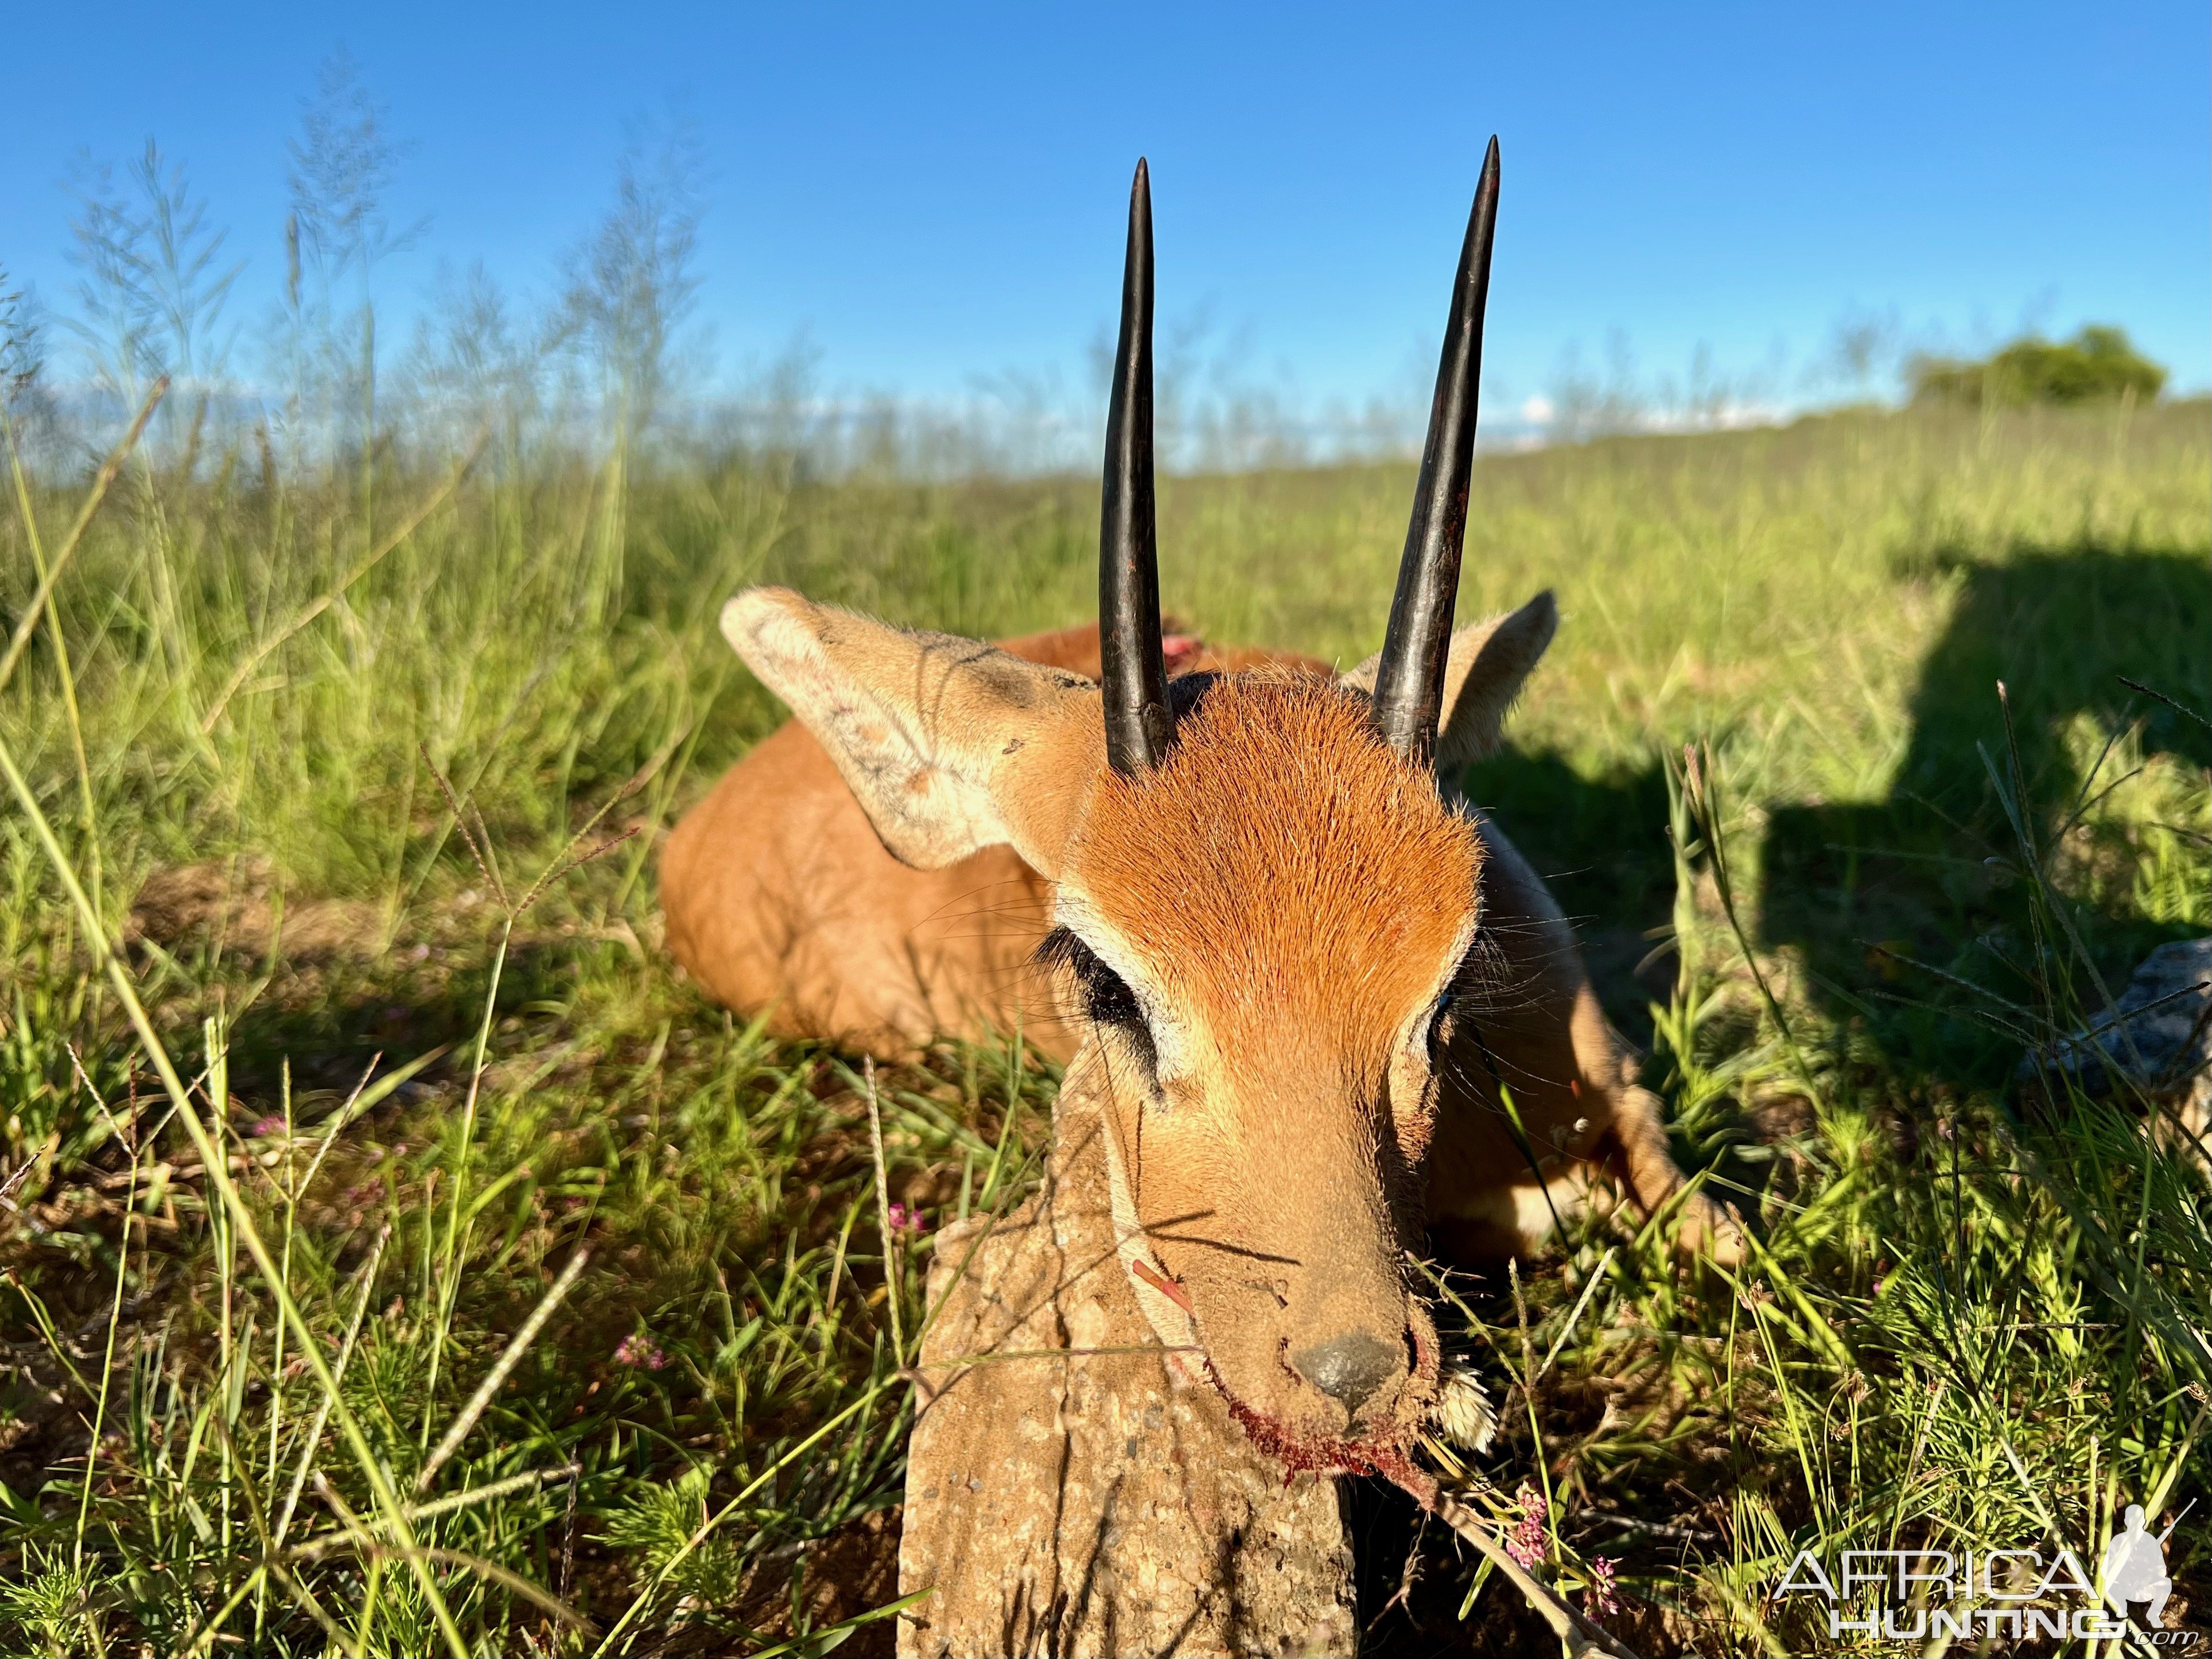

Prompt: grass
[0,393,2206,1655]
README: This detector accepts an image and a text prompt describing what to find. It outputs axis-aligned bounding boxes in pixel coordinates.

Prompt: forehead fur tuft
[1071,674,1481,1073]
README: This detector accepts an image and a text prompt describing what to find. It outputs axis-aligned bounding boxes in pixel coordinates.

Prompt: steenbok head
[721,144,1545,1464]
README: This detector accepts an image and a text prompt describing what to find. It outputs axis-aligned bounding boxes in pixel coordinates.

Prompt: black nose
[1290,1331,1402,1416]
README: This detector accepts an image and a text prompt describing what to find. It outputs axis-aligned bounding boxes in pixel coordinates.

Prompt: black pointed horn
[1099,158,1173,776]
[1370,136,1501,767]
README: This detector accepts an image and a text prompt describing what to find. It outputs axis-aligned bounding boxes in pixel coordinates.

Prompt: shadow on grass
[1762,543,2211,1079]
[204,933,596,1110]
[1456,544,2209,1086]
[1453,751,1678,1048]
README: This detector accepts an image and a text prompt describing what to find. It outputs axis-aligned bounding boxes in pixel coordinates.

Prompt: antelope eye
[1425,988,1456,1064]
[1036,926,1163,1085]
[1036,926,1144,1029]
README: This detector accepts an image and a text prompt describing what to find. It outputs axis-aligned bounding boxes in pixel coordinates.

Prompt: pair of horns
[1099,138,1502,775]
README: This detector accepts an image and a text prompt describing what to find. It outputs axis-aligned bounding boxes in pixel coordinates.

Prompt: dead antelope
[662,143,1739,1469]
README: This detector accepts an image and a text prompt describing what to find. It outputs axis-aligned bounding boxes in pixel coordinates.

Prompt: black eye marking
[1035,926,1142,1027]
[1035,926,1160,1079]
[1423,987,1464,1074]
[1426,943,1483,1066]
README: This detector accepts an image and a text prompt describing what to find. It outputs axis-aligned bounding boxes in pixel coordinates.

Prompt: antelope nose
[1290,1331,1401,1416]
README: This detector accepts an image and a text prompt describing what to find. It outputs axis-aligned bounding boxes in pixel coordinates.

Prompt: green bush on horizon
[1909,323,2168,407]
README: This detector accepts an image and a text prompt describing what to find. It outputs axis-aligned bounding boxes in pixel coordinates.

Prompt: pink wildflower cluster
[1584,1555,1619,1618]
[613,1332,667,1370]
[885,1203,929,1235]
[248,1115,286,1138]
[1506,1481,1549,1568]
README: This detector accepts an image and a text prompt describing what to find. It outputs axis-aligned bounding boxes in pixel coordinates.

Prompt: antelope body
[661,146,1736,1469]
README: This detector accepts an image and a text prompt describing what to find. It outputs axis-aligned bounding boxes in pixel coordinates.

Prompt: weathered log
[896,1056,1356,1658]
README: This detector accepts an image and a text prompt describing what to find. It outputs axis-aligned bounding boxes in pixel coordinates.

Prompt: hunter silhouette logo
[2104,1502,2188,1631]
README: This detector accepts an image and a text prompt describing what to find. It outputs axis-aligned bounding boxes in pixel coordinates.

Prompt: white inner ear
[720,591,1014,870]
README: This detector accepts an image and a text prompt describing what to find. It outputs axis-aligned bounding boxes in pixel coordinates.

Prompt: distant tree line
[1908,324,2167,407]
[2,61,2182,482]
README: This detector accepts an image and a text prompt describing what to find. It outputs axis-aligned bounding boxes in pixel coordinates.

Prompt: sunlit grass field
[2,397,2207,1654]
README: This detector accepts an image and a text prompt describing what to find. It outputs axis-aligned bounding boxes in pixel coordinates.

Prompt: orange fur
[1074,677,1478,1079]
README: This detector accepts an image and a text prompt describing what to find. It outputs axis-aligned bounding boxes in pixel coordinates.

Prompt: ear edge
[1435,589,1557,771]
[1340,589,1557,768]
[720,586,827,695]
[717,586,1092,874]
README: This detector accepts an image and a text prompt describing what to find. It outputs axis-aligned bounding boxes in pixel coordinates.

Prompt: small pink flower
[886,1203,929,1235]
[1506,1482,1549,1568]
[1585,1555,1619,1618]
[249,1115,286,1137]
[614,1332,667,1370]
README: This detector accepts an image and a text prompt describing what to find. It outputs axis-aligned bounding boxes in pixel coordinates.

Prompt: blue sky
[5,1,2207,433]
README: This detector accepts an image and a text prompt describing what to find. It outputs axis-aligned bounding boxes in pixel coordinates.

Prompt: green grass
[1,396,2207,1655]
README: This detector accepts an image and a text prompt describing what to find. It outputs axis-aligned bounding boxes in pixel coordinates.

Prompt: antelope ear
[1343,589,1556,771]
[720,588,1097,873]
